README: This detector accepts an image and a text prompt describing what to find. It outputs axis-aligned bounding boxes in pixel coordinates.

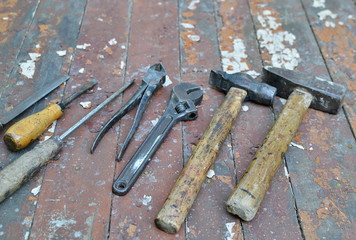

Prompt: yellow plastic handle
[4,103,63,151]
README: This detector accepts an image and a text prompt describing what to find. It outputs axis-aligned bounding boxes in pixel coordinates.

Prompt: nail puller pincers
[90,63,166,160]
[113,82,203,196]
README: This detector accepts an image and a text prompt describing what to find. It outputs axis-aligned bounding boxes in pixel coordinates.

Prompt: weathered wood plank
[300,0,356,136]
[27,0,131,239]
[177,0,242,239]
[214,0,303,239]
[108,0,183,239]
[0,1,86,239]
[248,0,356,239]
[0,0,40,83]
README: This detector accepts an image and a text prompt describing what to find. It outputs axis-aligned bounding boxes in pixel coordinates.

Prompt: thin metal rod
[59,80,134,140]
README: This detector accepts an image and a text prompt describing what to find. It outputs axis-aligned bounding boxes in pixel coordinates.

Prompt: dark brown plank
[248,0,356,239]
[27,0,131,239]
[0,1,86,239]
[107,0,183,239]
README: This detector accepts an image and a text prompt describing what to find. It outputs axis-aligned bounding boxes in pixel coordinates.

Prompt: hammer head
[209,70,276,106]
[263,66,346,114]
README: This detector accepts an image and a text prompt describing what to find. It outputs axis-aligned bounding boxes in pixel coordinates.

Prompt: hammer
[226,66,346,221]
[155,70,276,233]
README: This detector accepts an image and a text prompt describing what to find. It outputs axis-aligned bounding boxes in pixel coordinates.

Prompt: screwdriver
[4,79,98,151]
[0,80,134,203]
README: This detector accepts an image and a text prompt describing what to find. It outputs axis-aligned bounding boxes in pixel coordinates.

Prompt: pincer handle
[226,89,313,221]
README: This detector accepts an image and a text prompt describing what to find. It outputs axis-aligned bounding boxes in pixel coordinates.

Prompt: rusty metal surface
[0,0,355,239]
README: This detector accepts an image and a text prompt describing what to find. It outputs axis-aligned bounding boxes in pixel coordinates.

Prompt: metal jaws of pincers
[90,63,166,160]
[112,82,203,196]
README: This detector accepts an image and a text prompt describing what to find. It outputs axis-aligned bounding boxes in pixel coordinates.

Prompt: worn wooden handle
[226,89,313,221]
[0,137,63,203]
[155,87,247,234]
[4,103,63,151]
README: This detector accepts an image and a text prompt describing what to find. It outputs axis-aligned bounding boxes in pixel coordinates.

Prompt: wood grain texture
[227,89,313,221]
[4,103,63,151]
[0,137,62,203]
[156,88,247,233]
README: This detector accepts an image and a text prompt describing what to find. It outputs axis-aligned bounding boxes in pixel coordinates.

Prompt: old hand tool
[226,66,346,221]
[4,79,98,151]
[90,63,166,161]
[155,70,276,234]
[0,81,133,203]
[113,82,203,196]
[0,75,69,130]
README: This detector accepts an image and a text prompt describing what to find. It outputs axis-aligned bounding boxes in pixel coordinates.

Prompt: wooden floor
[0,0,355,239]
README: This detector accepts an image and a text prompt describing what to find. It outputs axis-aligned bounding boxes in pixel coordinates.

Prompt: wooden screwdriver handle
[0,137,63,203]
[4,103,63,151]
[226,88,313,221]
[155,87,247,234]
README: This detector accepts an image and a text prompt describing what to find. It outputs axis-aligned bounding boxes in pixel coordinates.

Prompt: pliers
[90,63,166,160]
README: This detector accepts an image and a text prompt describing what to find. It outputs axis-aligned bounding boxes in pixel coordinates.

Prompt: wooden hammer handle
[155,87,247,234]
[226,89,313,221]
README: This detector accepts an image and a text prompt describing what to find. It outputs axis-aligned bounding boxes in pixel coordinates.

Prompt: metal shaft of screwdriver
[59,80,134,140]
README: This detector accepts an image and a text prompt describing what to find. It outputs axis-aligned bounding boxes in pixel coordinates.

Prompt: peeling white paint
[31,185,41,196]
[80,101,92,109]
[325,21,336,28]
[2,17,9,20]
[35,44,40,49]
[24,231,29,240]
[290,142,305,150]
[121,45,126,49]
[256,11,300,70]
[188,0,200,10]
[221,38,249,73]
[50,218,76,228]
[318,9,337,20]
[78,68,85,73]
[16,81,24,86]
[207,169,215,178]
[181,22,195,29]
[56,50,67,57]
[312,0,325,8]
[76,43,91,50]
[242,105,249,112]
[151,118,159,126]
[225,222,236,240]
[19,53,41,79]
[108,38,117,45]
[141,195,152,206]
[284,166,290,177]
[120,60,125,69]
[187,34,200,42]
[162,75,172,87]
[246,70,260,79]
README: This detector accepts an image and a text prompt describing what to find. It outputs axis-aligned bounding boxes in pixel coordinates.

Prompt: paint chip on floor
[76,43,91,50]
[31,185,41,196]
[80,101,92,109]
[56,50,67,56]
[207,169,215,178]
[108,38,118,45]
[242,105,249,112]
[162,75,172,87]
[290,142,305,150]
[141,195,152,206]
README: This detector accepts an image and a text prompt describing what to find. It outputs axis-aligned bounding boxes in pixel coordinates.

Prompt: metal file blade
[0,75,69,129]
